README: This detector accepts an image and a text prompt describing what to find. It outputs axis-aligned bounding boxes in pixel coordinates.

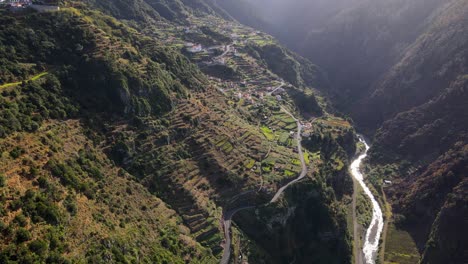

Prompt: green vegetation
[0,0,360,263]
[261,125,275,140]
[0,174,5,187]
[304,151,310,165]
[0,72,48,89]
[244,159,256,169]
[278,132,290,145]
[291,159,301,166]
[356,187,372,228]
[384,224,420,264]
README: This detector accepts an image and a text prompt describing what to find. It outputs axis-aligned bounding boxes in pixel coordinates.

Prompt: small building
[276,95,282,101]
[184,42,195,47]
[6,0,30,11]
[187,44,203,53]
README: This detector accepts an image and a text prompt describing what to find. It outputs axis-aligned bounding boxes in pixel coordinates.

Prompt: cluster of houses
[184,26,201,34]
[1,0,31,7]
[2,0,59,12]
[184,42,203,53]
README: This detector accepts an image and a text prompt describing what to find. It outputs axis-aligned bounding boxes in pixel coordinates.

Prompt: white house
[187,44,203,53]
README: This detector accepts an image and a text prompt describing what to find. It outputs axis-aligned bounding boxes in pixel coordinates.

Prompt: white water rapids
[350,136,384,264]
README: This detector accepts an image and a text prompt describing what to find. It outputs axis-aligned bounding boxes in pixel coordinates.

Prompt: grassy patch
[304,151,310,165]
[291,159,301,166]
[260,126,275,141]
[334,158,344,171]
[221,141,233,153]
[244,159,256,169]
[285,123,297,130]
[384,224,420,264]
[262,165,272,172]
[278,132,290,145]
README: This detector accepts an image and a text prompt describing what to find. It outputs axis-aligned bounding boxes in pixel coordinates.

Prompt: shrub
[13,214,28,227]
[16,228,32,243]
[9,146,25,159]
[29,239,48,256]
[0,174,5,187]
[63,195,77,216]
[21,190,63,225]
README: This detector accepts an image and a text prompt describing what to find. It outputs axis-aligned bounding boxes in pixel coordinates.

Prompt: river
[350,136,384,264]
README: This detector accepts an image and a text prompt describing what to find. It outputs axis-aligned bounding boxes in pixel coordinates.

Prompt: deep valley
[0,0,466,264]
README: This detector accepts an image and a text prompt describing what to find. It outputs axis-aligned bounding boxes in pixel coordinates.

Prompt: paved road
[221,206,256,264]
[270,106,307,203]
[220,106,308,264]
[214,44,232,60]
[267,81,285,96]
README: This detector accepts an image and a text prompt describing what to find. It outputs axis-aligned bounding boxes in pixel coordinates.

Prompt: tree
[0,174,5,187]
[16,228,32,243]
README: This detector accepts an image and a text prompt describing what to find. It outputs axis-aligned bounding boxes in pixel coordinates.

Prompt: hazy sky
[242,0,364,29]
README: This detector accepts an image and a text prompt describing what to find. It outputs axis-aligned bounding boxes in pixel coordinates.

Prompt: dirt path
[0,72,48,89]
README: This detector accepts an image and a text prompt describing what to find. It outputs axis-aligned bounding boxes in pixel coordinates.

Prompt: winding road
[220,106,308,264]
[270,107,307,203]
[213,44,233,60]
[220,205,256,264]
[350,136,384,264]
[267,80,286,96]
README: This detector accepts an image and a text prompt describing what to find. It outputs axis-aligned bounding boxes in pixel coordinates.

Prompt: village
[147,14,361,189]
[180,17,322,141]
[0,0,59,12]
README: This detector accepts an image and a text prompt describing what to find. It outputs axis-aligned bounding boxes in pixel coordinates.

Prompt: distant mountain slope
[354,0,468,129]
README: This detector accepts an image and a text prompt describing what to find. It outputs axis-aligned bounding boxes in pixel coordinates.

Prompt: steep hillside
[0,120,215,263]
[0,6,218,262]
[0,1,360,263]
[367,73,468,264]
[354,0,468,129]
